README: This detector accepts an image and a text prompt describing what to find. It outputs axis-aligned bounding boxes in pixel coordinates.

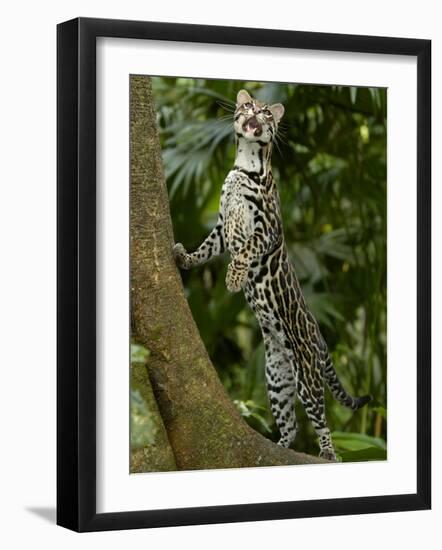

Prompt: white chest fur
[234,141,263,173]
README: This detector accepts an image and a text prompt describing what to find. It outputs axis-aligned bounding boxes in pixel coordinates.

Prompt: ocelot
[173,89,371,461]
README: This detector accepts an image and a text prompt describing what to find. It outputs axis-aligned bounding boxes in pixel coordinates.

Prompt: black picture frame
[57,17,431,532]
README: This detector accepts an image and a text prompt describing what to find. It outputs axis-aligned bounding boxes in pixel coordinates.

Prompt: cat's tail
[324,357,372,411]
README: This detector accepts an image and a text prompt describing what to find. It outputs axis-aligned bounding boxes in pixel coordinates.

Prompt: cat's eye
[262,109,272,116]
[243,102,252,109]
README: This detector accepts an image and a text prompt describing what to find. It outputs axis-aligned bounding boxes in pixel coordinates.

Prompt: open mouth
[242,116,262,137]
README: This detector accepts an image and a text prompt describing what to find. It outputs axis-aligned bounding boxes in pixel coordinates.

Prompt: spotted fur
[173,89,371,461]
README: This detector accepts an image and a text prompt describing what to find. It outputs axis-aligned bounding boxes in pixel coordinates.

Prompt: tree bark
[130,75,324,470]
[130,361,177,473]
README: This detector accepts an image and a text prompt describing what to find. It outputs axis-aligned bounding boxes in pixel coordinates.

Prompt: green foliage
[152,76,387,459]
[130,343,156,449]
[332,431,387,462]
[130,388,157,449]
[233,399,273,434]
[131,342,150,363]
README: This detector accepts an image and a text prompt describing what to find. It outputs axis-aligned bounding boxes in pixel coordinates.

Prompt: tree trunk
[130,361,177,473]
[130,75,324,470]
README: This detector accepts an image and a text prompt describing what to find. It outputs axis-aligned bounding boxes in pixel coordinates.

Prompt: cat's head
[234,89,284,144]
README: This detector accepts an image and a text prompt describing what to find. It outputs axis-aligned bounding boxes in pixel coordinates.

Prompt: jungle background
[131,76,387,466]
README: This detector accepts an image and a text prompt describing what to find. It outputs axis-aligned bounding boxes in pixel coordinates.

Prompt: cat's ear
[237,89,252,106]
[270,103,285,122]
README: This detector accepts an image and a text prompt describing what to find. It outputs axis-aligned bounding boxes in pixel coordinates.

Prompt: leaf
[303,291,345,329]
[290,243,324,284]
[332,431,386,451]
[249,412,273,433]
[314,228,355,262]
[340,446,387,462]
[131,343,150,364]
[130,389,157,448]
[233,399,272,434]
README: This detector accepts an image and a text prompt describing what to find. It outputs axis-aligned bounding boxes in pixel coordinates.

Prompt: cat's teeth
[244,117,261,134]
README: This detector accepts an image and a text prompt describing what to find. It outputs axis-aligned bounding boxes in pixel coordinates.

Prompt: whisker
[275,136,288,148]
[213,116,234,124]
[273,136,284,158]
[216,97,236,106]
[212,119,234,131]
[216,100,236,113]
[275,128,288,145]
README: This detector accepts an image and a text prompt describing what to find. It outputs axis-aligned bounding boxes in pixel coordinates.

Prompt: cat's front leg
[226,229,275,292]
[173,219,226,271]
[226,257,248,293]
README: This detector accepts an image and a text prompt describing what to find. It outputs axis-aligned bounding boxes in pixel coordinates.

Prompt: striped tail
[324,358,372,411]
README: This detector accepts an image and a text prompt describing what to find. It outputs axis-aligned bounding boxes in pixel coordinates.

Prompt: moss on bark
[130,75,324,470]
[130,361,177,473]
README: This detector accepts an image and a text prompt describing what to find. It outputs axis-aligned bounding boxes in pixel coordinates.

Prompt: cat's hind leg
[263,333,298,448]
[297,359,336,461]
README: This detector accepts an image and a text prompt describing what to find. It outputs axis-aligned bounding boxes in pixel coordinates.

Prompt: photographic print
[130,75,387,473]
[57,18,430,531]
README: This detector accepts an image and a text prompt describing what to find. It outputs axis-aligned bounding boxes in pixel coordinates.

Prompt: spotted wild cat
[173,89,371,461]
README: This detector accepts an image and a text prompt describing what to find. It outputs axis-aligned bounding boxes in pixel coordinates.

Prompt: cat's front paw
[173,243,191,270]
[226,262,247,293]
